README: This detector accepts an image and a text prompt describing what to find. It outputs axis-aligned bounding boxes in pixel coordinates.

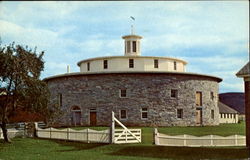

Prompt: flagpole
[130,16,135,35]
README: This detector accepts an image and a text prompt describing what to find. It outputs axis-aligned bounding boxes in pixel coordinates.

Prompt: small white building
[219,102,239,124]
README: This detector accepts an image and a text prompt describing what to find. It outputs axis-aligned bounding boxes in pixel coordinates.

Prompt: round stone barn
[45,32,222,127]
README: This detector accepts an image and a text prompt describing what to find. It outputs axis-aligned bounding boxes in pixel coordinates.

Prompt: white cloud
[0,20,58,48]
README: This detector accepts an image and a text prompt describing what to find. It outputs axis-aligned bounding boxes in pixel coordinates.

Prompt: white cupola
[122,25,142,56]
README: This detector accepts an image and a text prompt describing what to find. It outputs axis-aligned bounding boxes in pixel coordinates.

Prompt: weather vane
[130,16,135,35]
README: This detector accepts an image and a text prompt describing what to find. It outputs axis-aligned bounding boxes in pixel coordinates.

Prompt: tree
[0,42,49,143]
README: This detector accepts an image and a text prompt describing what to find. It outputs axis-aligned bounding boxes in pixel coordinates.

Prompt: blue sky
[0,1,249,93]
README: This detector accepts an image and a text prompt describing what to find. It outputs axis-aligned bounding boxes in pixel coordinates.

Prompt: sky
[0,1,249,93]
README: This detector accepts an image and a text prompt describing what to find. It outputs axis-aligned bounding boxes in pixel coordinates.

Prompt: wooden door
[196,92,202,106]
[196,109,202,125]
[90,112,97,126]
[74,112,81,125]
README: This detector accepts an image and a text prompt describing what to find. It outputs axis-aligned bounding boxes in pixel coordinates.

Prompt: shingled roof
[218,101,238,114]
[236,62,250,77]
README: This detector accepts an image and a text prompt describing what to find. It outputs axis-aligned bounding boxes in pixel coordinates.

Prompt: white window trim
[119,89,127,98]
[141,108,148,120]
[120,109,128,120]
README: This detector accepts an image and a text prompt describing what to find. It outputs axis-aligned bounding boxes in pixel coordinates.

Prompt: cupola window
[127,41,131,53]
[132,41,136,52]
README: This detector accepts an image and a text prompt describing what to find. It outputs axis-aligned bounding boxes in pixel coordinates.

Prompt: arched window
[71,106,81,126]
[71,106,81,111]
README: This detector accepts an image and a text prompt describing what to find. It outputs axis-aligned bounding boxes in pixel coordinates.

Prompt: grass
[0,122,249,160]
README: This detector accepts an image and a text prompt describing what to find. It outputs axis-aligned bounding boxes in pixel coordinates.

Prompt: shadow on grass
[109,145,250,160]
[51,139,108,152]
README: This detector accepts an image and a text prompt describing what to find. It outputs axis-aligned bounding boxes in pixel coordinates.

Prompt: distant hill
[219,92,245,114]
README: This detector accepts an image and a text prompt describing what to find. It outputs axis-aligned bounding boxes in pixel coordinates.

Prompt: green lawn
[0,122,249,160]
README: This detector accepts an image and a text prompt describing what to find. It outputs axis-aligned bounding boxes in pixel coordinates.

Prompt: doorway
[196,109,202,125]
[71,106,81,126]
[90,109,97,126]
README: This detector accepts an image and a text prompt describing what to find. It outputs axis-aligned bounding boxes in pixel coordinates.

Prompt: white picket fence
[19,111,141,144]
[36,127,110,143]
[35,111,142,144]
[154,128,246,147]
[0,128,24,139]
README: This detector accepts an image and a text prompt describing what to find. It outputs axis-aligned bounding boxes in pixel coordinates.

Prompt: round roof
[44,71,222,82]
[122,35,143,39]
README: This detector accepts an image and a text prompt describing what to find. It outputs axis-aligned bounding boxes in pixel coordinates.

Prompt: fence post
[34,122,38,137]
[50,127,52,139]
[87,128,89,143]
[154,128,159,145]
[183,134,187,146]
[235,135,238,146]
[210,135,213,146]
[67,128,69,140]
[110,111,115,144]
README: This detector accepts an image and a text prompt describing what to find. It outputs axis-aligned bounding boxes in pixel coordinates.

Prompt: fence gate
[111,111,141,144]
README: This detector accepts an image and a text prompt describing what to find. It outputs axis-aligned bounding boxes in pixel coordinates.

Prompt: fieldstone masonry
[46,73,220,127]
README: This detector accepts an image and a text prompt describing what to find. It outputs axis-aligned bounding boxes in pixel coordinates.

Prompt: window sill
[119,97,128,98]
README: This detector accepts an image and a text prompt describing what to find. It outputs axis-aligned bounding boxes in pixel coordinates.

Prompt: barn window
[103,60,108,69]
[177,109,183,119]
[196,91,202,106]
[87,62,90,71]
[210,92,214,100]
[211,110,214,119]
[120,89,127,98]
[120,110,127,119]
[141,108,148,119]
[154,59,159,68]
[129,59,134,68]
[171,89,178,98]
[174,61,177,70]
[58,93,62,107]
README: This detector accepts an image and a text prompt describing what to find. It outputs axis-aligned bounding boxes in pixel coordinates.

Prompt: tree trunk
[0,120,10,143]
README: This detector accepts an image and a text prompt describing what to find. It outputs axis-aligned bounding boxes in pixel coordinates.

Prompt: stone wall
[46,73,220,127]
